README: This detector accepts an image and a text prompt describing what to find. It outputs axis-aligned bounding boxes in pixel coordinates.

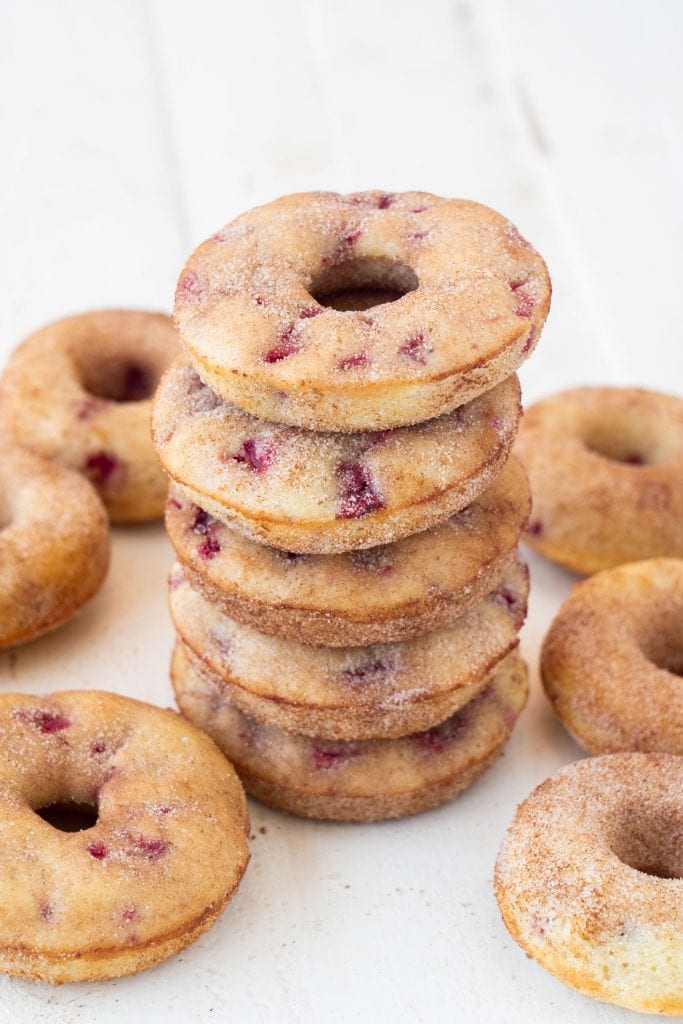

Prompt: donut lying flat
[515,387,683,574]
[153,360,521,554]
[0,310,179,522]
[541,559,683,754]
[173,643,528,822]
[169,557,528,740]
[495,754,683,1015]
[174,191,550,431]
[0,443,109,648]
[0,690,249,983]
[166,456,530,646]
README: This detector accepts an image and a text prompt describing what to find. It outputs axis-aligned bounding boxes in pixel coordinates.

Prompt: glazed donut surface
[515,387,683,574]
[0,442,109,648]
[166,456,530,646]
[153,359,522,554]
[541,558,683,754]
[495,753,683,1015]
[0,309,179,522]
[174,191,550,431]
[169,557,528,740]
[0,689,249,983]
[173,643,528,822]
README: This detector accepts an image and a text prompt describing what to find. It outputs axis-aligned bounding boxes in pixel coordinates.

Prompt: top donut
[174,191,551,431]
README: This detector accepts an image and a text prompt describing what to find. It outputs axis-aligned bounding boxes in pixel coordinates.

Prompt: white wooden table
[1,2,681,1020]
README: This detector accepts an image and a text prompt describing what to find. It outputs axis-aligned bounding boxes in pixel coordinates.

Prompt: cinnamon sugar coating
[172,643,528,822]
[168,556,528,740]
[515,387,683,574]
[541,559,683,754]
[0,443,109,648]
[152,359,522,553]
[0,310,179,522]
[495,754,683,1015]
[0,690,249,983]
[174,191,550,431]
[166,457,530,646]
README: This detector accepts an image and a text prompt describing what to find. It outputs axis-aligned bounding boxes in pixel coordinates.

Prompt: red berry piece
[312,745,353,771]
[505,223,532,249]
[399,331,433,365]
[168,495,183,510]
[493,589,520,621]
[192,507,218,535]
[336,462,385,519]
[19,709,72,734]
[513,288,535,319]
[84,450,119,486]
[299,306,323,319]
[340,658,391,684]
[233,437,276,473]
[410,205,429,214]
[377,193,396,209]
[122,906,138,922]
[263,326,301,364]
[40,903,54,923]
[527,520,543,537]
[337,351,370,371]
[176,271,209,303]
[91,740,107,755]
[197,535,221,560]
[87,840,108,860]
[323,226,363,266]
[252,293,267,307]
[132,836,168,861]
[625,453,644,465]
[521,326,537,353]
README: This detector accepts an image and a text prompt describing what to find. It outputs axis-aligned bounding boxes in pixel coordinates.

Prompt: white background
[1,1,682,1021]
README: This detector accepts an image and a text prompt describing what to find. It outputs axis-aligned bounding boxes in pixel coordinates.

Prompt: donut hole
[310,258,418,311]
[582,418,672,466]
[640,626,683,677]
[612,806,683,879]
[78,356,157,403]
[35,800,98,833]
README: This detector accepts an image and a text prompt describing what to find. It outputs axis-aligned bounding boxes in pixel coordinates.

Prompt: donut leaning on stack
[153,190,551,821]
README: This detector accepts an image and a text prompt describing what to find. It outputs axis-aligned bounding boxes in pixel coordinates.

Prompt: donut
[495,754,683,1015]
[168,556,528,740]
[174,190,550,431]
[172,642,528,822]
[152,359,522,554]
[0,442,109,648]
[166,457,530,646]
[541,559,683,755]
[0,689,249,983]
[0,310,179,522]
[514,387,683,574]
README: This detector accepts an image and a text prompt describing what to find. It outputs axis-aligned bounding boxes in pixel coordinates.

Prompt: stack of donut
[152,190,551,821]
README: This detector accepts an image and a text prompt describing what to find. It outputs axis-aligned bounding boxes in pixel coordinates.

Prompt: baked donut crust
[166,457,530,646]
[515,387,683,574]
[172,643,528,822]
[168,557,528,740]
[174,191,550,431]
[152,359,522,554]
[0,443,109,648]
[0,690,249,983]
[0,310,179,522]
[541,559,683,754]
[495,754,683,1015]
